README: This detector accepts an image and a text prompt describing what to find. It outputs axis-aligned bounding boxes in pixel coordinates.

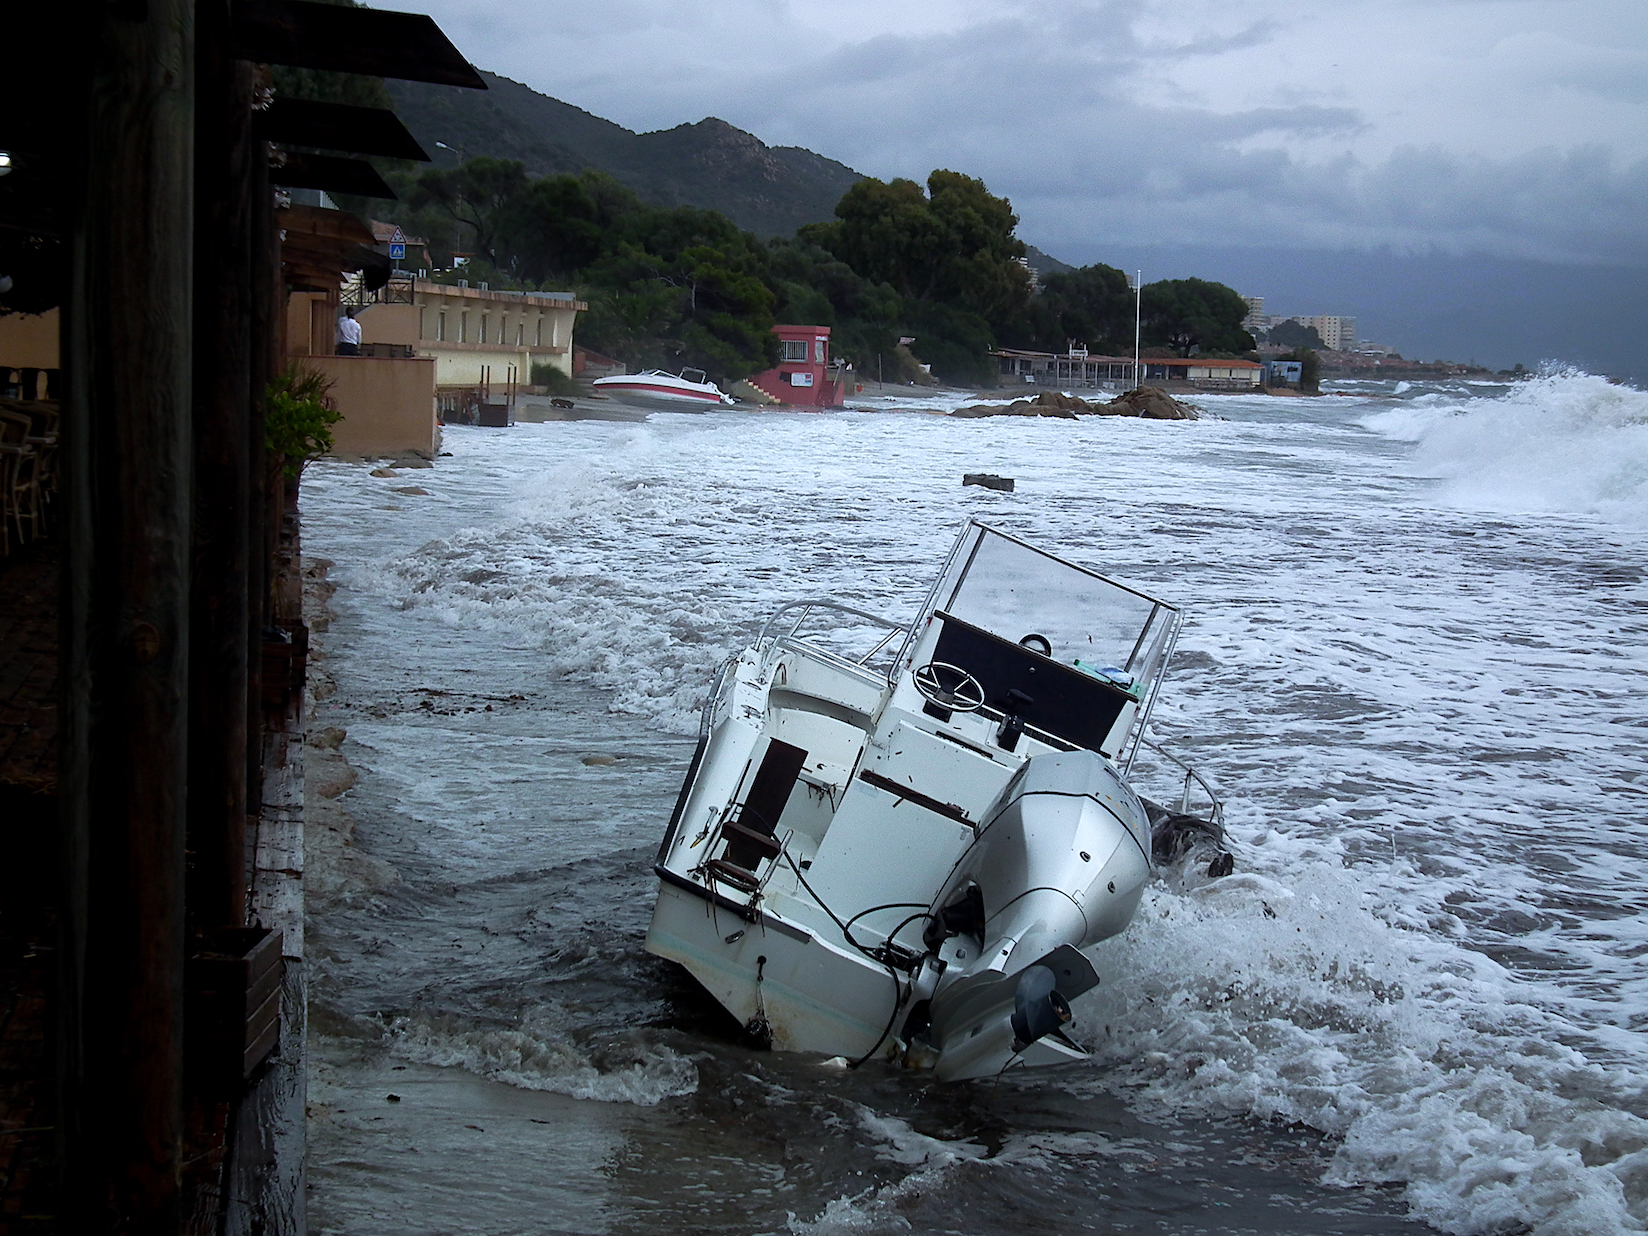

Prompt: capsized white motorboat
[591,367,736,406]
[645,521,1224,1080]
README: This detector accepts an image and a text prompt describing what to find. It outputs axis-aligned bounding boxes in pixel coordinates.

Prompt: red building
[747,324,848,408]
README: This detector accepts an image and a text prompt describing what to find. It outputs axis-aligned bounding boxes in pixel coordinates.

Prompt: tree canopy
[388,160,780,380]
[1140,278,1255,357]
[1037,264,1134,353]
[800,170,1032,382]
[376,156,1258,388]
[1265,319,1324,350]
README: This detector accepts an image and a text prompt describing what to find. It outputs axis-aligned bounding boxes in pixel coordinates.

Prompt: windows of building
[814,338,826,363]
[782,339,808,362]
[517,321,524,347]
[460,312,468,342]
[480,314,489,344]
[535,317,543,348]
[437,311,446,342]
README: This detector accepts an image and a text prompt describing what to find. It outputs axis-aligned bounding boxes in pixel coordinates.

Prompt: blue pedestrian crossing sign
[388,227,406,262]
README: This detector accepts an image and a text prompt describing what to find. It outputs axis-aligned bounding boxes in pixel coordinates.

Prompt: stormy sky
[410,0,1647,373]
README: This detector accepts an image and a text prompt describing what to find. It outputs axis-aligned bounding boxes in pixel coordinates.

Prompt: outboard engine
[919,749,1153,1080]
[931,749,1151,969]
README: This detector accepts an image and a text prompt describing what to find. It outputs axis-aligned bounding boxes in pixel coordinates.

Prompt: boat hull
[646,876,1100,1077]
[592,377,731,405]
[645,878,894,1058]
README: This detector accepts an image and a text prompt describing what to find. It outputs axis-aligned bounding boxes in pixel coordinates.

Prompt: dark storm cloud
[412,0,1648,266]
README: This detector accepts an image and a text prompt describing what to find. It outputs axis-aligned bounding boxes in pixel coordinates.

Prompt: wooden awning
[279,204,379,291]
[231,0,487,88]
[273,152,397,199]
[256,99,430,162]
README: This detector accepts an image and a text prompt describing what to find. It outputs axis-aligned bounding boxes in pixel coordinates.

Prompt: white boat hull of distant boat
[644,521,1220,1080]
[592,368,735,406]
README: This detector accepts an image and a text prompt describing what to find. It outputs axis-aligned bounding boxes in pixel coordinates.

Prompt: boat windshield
[918,523,1179,700]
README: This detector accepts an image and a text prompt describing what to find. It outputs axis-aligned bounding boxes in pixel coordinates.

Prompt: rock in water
[951,387,1200,420]
[963,473,1015,491]
[952,391,1083,419]
[1102,386,1200,420]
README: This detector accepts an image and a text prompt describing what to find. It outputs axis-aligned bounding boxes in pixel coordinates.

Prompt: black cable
[778,851,936,1069]
[847,910,934,1070]
[781,849,852,936]
[850,963,904,1070]
[842,901,931,940]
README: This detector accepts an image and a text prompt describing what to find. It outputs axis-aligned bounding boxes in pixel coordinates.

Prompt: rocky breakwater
[951,386,1201,421]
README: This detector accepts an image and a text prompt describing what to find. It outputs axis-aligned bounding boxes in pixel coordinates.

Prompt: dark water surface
[301,376,1648,1235]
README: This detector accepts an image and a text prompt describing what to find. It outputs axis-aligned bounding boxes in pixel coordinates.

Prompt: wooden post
[247,148,277,833]
[59,0,195,1226]
[189,0,253,931]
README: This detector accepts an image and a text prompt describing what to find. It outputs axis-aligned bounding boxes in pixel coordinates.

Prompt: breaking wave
[1080,870,1648,1235]
[1360,369,1648,520]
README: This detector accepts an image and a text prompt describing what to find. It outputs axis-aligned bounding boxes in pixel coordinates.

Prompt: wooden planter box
[186,927,283,1086]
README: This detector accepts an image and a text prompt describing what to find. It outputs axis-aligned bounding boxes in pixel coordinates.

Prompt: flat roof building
[993,348,1261,389]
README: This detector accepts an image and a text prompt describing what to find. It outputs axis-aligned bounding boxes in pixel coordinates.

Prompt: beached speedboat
[645,521,1217,1080]
[591,367,735,407]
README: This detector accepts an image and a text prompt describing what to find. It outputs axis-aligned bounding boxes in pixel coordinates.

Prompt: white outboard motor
[920,750,1152,1079]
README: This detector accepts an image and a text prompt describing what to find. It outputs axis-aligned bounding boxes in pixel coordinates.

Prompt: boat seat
[723,738,807,868]
[720,818,781,862]
[703,858,761,893]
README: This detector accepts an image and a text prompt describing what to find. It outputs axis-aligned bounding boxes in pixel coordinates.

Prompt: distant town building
[1240,295,1265,334]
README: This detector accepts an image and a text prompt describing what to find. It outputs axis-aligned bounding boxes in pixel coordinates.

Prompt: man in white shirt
[336,309,362,356]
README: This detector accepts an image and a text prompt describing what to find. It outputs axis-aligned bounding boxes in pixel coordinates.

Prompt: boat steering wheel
[913,661,985,713]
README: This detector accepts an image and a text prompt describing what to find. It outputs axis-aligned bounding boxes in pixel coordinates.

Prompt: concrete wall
[306,355,438,457]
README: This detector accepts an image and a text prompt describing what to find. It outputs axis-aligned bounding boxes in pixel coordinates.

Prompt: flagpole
[1132,270,1142,388]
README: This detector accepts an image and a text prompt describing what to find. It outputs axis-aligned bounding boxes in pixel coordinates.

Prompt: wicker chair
[0,410,42,550]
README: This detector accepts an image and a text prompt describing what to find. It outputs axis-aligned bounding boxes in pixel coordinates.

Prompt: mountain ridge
[385,72,864,237]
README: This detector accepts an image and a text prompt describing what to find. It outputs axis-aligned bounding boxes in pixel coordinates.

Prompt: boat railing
[755,600,908,679]
[698,655,737,737]
[1135,734,1225,829]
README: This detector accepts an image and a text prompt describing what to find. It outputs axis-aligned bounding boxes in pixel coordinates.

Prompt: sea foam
[383,1006,699,1106]
[1361,370,1648,520]
[1080,864,1648,1235]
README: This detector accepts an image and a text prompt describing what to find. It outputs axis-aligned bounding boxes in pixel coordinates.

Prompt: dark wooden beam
[59,0,194,1225]
[231,0,487,88]
[248,150,277,829]
[274,152,396,199]
[190,0,253,935]
[281,203,378,245]
[257,98,430,161]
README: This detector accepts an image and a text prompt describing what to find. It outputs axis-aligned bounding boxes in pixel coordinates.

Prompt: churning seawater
[298,372,1648,1235]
